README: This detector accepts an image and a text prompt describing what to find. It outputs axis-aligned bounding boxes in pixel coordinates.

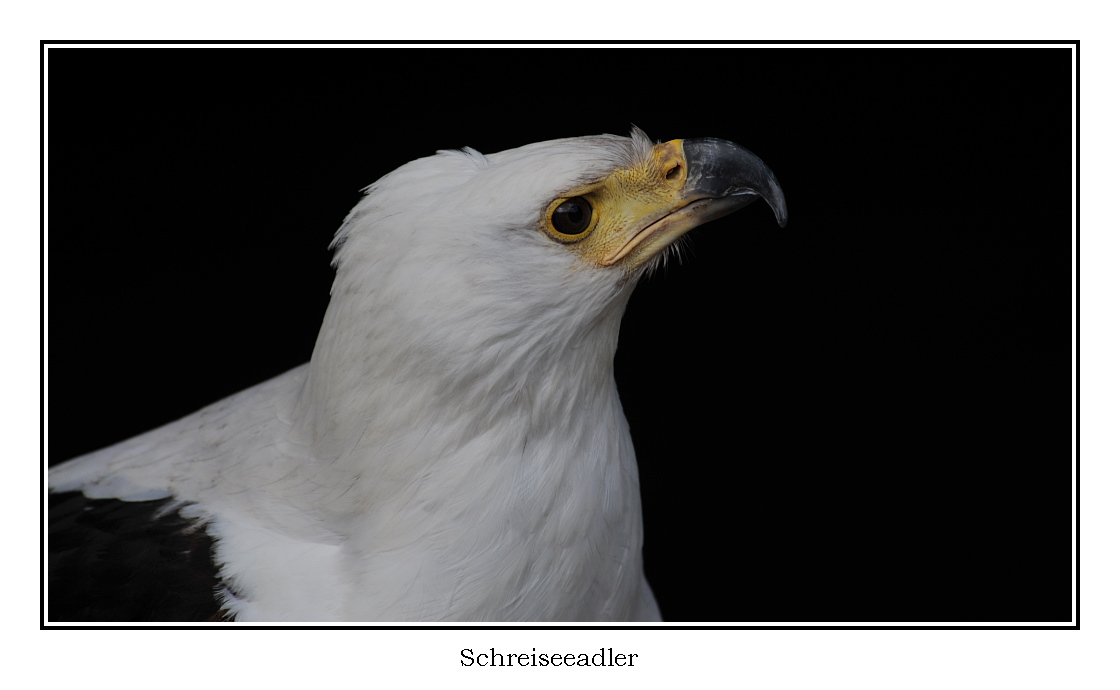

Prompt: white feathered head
[325,128,785,348]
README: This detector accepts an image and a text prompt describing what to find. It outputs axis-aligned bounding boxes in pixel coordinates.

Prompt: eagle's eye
[550,197,593,237]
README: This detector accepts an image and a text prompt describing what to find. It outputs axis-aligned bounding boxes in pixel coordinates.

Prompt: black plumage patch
[48,491,227,622]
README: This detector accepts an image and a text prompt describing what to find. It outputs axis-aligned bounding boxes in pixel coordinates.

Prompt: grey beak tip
[683,137,787,229]
[773,193,789,228]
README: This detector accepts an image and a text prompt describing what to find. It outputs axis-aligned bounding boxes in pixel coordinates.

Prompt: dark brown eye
[551,197,593,236]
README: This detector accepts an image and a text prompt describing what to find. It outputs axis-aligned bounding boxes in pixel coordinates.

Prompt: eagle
[48,128,787,622]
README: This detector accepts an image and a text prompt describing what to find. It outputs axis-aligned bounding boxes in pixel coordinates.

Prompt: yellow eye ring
[545,196,596,242]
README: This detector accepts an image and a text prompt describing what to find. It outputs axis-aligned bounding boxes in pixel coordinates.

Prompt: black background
[46,45,1074,623]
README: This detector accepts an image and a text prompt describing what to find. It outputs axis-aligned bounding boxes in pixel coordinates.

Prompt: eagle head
[324,127,785,357]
